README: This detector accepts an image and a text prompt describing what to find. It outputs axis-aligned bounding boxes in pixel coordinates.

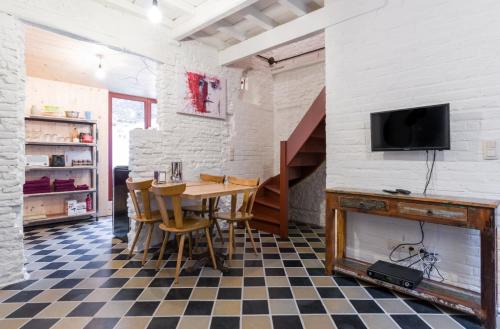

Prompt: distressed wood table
[155,181,258,273]
[325,188,499,329]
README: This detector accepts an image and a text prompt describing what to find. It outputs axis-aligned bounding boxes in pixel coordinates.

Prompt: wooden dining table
[153,180,258,272]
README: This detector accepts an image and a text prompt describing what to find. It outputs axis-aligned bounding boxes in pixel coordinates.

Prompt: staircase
[251,88,326,238]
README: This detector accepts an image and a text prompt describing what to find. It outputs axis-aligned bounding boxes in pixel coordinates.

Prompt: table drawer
[339,197,387,211]
[398,202,467,222]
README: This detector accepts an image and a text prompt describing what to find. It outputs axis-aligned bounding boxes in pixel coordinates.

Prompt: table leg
[481,221,497,329]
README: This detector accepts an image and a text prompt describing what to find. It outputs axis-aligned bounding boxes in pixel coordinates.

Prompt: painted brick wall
[325,0,500,296]
[273,63,326,225]
[0,13,27,287]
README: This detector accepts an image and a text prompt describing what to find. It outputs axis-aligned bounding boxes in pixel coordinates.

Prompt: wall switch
[482,140,497,160]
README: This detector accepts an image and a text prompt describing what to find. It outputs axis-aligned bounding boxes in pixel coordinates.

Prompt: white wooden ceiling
[25,25,157,98]
[96,0,324,51]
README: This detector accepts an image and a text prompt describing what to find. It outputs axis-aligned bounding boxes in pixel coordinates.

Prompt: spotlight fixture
[95,55,106,80]
[148,0,162,24]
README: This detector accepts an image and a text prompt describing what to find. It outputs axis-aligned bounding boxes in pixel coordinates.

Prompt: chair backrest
[151,183,186,229]
[227,176,260,214]
[200,173,226,211]
[200,173,225,184]
[126,178,153,220]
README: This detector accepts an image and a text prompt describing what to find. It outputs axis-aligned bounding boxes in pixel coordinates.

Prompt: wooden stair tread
[289,155,322,167]
[254,197,280,210]
[252,212,280,224]
[264,184,280,194]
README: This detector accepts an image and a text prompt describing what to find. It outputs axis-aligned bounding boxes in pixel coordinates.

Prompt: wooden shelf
[26,166,96,171]
[24,211,96,227]
[26,141,96,147]
[335,258,480,316]
[25,115,97,125]
[24,189,96,198]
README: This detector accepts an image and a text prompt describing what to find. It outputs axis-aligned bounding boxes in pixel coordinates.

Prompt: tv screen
[371,104,450,151]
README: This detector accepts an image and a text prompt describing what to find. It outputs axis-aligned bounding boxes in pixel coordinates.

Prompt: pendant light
[148,0,162,24]
[95,55,106,80]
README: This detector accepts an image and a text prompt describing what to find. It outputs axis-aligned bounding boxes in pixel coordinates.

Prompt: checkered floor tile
[0,217,484,329]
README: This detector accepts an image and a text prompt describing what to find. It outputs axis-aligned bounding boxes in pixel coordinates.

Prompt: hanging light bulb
[148,0,162,24]
[95,55,106,80]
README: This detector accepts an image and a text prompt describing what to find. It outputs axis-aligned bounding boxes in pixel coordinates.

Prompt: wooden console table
[325,188,499,329]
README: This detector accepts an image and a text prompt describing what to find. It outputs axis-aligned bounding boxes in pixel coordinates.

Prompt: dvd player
[367,260,423,289]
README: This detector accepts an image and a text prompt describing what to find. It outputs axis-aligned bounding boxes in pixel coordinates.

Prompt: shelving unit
[24,115,98,226]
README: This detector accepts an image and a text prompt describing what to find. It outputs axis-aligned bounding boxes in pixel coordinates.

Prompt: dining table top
[152,180,258,200]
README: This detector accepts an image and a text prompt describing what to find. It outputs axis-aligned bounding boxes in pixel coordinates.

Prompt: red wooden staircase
[251,88,326,238]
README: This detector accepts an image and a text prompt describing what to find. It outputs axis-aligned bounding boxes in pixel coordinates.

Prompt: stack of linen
[54,178,76,192]
[23,176,51,194]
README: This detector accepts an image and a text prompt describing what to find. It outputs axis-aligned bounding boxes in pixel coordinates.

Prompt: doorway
[108,92,157,200]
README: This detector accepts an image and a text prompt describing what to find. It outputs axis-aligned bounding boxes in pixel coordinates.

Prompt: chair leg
[188,233,193,260]
[175,234,186,284]
[129,222,143,258]
[228,222,234,261]
[245,221,258,255]
[156,231,170,270]
[193,230,200,252]
[214,220,224,244]
[205,227,217,270]
[142,224,154,265]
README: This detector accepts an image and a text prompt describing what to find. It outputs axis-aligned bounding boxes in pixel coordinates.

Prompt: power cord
[423,150,436,195]
[388,149,445,282]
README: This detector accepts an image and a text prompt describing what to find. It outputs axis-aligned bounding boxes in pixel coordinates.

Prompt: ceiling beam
[217,26,247,41]
[219,7,327,65]
[171,0,259,41]
[242,7,277,30]
[162,0,195,14]
[278,0,308,16]
[94,0,174,28]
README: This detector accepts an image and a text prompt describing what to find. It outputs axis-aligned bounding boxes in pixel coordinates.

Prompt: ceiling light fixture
[95,55,106,80]
[148,0,162,24]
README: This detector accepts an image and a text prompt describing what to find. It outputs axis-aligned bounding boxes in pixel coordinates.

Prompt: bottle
[85,194,92,212]
[71,128,79,143]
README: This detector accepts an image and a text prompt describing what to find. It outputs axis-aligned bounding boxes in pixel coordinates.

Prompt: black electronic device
[396,189,411,195]
[371,104,450,151]
[383,189,398,194]
[367,260,423,289]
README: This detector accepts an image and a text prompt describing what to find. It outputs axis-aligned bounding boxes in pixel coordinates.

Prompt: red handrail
[285,87,326,164]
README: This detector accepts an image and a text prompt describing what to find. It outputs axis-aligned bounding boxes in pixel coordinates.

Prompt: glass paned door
[108,92,156,200]
[111,97,145,167]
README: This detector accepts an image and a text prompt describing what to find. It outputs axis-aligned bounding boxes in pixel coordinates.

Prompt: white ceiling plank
[217,26,247,42]
[93,0,174,28]
[219,7,328,65]
[243,7,277,30]
[278,0,308,16]
[171,0,259,40]
[191,35,227,50]
[162,0,195,13]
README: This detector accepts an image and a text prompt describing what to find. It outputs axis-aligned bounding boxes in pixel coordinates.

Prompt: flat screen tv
[371,104,450,151]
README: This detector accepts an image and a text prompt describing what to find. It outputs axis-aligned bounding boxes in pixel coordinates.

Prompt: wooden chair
[152,183,217,283]
[214,176,260,260]
[182,173,225,242]
[126,178,162,265]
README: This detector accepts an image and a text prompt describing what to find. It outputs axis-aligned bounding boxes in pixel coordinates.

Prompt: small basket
[65,111,80,118]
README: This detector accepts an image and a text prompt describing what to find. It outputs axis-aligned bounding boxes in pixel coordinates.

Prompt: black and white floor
[0,218,483,329]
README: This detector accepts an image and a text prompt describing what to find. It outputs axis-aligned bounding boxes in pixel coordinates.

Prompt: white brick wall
[128,41,275,248]
[325,0,500,297]
[273,62,326,225]
[0,13,27,287]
